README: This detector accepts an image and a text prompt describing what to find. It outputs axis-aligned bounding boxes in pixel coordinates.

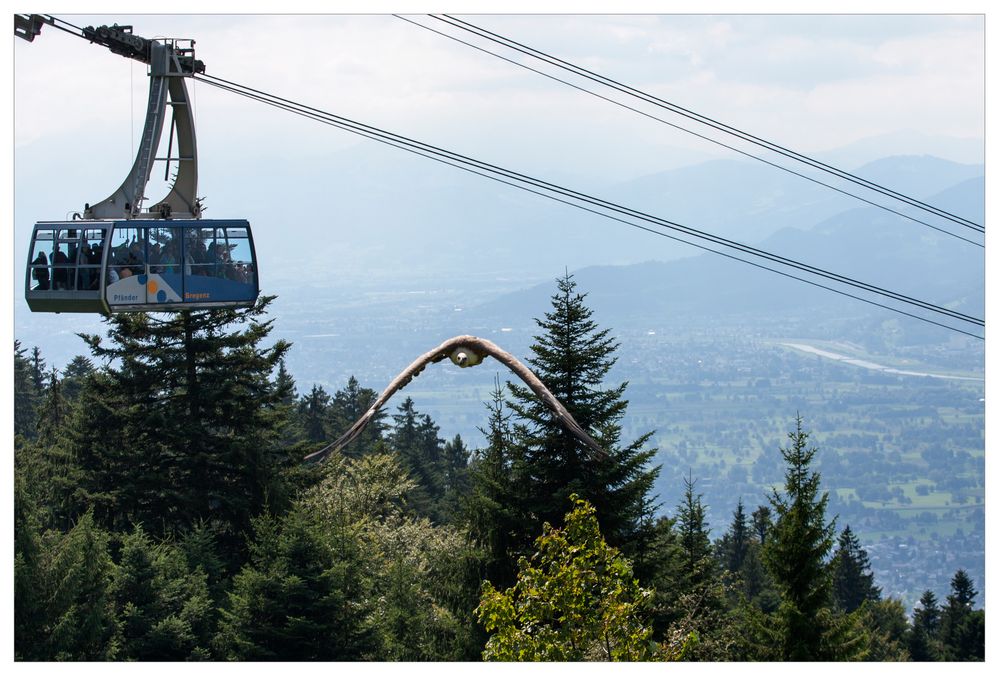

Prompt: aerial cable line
[429,13,984,234]
[192,72,982,335]
[397,16,982,249]
[194,78,982,340]
[195,73,982,329]
[420,13,984,238]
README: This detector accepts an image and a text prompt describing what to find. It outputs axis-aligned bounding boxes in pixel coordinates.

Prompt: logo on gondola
[107,273,181,305]
[140,276,169,303]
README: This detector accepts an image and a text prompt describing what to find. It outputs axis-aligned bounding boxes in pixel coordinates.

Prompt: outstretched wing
[460,335,605,459]
[303,339,453,463]
[304,335,606,463]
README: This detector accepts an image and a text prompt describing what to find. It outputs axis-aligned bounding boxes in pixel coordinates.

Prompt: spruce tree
[111,525,214,660]
[632,514,684,636]
[328,375,386,457]
[180,521,228,603]
[298,384,331,442]
[14,340,39,439]
[439,434,471,521]
[442,434,470,495]
[274,357,297,406]
[304,451,487,661]
[388,397,446,518]
[25,367,86,531]
[831,525,880,613]
[29,346,47,396]
[939,570,985,661]
[908,589,942,661]
[36,367,69,444]
[671,473,736,661]
[859,598,910,661]
[718,498,750,575]
[60,355,95,402]
[751,505,772,545]
[42,511,118,660]
[463,381,522,588]
[505,272,659,552]
[68,297,292,554]
[739,539,778,610]
[762,415,863,661]
[14,472,45,660]
[214,507,375,660]
[676,473,715,591]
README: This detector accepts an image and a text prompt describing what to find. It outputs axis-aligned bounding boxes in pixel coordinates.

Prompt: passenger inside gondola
[31,250,49,290]
[52,244,69,290]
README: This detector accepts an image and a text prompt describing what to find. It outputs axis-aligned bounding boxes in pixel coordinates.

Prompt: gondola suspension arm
[16,15,205,221]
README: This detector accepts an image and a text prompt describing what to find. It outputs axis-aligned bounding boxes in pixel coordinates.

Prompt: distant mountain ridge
[185,148,985,285]
[468,173,984,334]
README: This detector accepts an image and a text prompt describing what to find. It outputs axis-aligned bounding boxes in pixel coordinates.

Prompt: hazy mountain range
[464,159,983,339]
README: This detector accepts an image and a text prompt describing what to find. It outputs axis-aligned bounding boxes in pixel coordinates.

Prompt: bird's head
[449,345,483,368]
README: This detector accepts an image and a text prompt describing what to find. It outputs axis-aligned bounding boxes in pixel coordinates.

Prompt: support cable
[428,13,984,235]
[193,73,983,337]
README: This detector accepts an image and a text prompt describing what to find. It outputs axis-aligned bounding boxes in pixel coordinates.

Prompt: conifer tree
[718,498,750,575]
[939,570,985,661]
[214,507,376,660]
[298,384,332,442]
[68,297,292,553]
[180,520,228,603]
[111,525,214,660]
[677,473,715,591]
[671,474,735,660]
[908,589,943,661]
[751,505,772,545]
[831,525,880,613]
[388,397,445,518]
[739,539,779,610]
[761,415,864,661]
[439,434,471,520]
[14,472,45,660]
[24,367,85,531]
[29,345,47,396]
[42,511,118,660]
[859,598,910,661]
[60,355,94,402]
[14,340,39,439]
[274,357,297,406]
[505,273,659,552]
[36,367,69,444]
[463,381,522,588]
[717,499,778,612]
[328,375,386,457]
[303,451,485,661]
[631,514,685,636]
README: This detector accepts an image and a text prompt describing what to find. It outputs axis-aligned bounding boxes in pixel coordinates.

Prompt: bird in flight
[303,334,605,463]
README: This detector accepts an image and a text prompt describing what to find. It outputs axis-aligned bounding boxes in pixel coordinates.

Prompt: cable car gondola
[26,220,258,313]
[18,19,259,314]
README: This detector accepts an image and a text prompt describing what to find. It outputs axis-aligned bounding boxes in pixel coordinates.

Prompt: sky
[12,12,985,173]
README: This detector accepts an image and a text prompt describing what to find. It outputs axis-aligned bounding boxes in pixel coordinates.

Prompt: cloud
[14,14,984,180]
